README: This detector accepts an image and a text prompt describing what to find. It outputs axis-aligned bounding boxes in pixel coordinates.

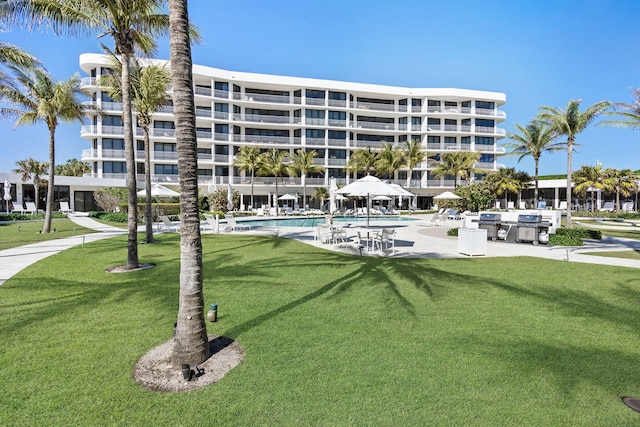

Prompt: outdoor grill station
[465,209,560,245]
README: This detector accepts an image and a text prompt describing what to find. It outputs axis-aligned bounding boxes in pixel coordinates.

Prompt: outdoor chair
[58,201,72,214]
[223,213,250,232]
[158,215,179,232]
[315,224,333,244]
[24,201,43,214]
[373,228,396,252]
[356,230,373,251]
[201,214,216,233]
[11,199,27,214]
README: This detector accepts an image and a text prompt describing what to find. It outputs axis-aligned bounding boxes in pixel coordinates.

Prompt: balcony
[80,77,98,88]
[351,121,396,131]
[152,128,176,138]
[328,158,347,166]
[214,154,229,163]
[232,113,301,125]
[195,86,212,97]
[305,138,326,146]
[196,130,213,139]
[353,102,398,112]
[328,138,347,147]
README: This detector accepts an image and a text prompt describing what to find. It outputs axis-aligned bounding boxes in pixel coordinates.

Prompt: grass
[0,219,96,251]
[2,234,640,425]
[584,251,640,260]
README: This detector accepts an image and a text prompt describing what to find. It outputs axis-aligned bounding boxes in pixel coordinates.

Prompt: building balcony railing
[352,121,396,131]
[198,152,213,161]
[213,89,229,99]
[195,86,212,97]
[152,128,176,138]
[214,111,229,120]
[232,113,302,125]
[328,99,347,108]
[328,119,347,127]
[327,158,347,166]
[102,173,127,180]
[305,138,326,146]
[196,109,212,118]
[328,138,347,147]
[214,154,229,163]
[196,130,213,139]
[353,102,398,112]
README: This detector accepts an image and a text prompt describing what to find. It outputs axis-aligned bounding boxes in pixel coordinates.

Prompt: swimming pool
[236,215,417,228]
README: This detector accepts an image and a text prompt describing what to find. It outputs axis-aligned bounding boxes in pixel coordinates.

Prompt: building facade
[79,53,507,210]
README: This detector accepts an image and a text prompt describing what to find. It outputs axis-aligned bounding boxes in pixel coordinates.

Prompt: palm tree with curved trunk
[0,68,89,232]
[101,51,171,243]
[504,120,564,201]
[234,146,262,210]
[538,99,611,227]
[7,0,175,267]
[600,88,640,131]
[403,139,426,188]
[573,164,606,212]
[603,168,638,213]
[168,0,209,368]
[259,148,289,215]
[289,149,324,210]
[375,143,404,179]
[13,157,48,211]
[346,146,377,176]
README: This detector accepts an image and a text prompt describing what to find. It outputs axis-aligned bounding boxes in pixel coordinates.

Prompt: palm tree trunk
[169,0,209,368]
[250,171,254,210]
[534,157,540,202]
[143,126,154,243]
[43,128,55,233]
[566,141,573,228]
[302,174,306,211]
[121,51,139,269]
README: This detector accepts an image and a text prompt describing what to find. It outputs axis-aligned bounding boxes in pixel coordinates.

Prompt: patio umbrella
[278,193,297,210]
[227,183,234,211]
[3,179,11,214]
[137,183,179,197]
[433,191,461,200]
[336,174,403,226]
[329,177,338,214]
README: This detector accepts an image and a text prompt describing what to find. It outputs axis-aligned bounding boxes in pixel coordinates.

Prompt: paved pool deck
[1,213,640,285]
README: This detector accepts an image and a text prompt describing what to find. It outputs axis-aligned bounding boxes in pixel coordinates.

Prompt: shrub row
[555,227,602,240]
[0,212,68,222]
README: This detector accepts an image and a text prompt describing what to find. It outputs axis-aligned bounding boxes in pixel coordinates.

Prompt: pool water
[237,215,416,228]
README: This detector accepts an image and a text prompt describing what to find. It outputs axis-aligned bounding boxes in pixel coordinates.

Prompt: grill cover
[479,213,502,224]
[517,214,542,224]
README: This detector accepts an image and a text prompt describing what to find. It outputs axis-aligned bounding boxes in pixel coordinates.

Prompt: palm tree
[101,52,171,243]
[603,168,638,213]
[538,99,611,227]
[288,149,324,210]
[403,139,426,188]
[0,68,89,232]
[512,170,532,209]
[234,146,262,210]
[375,143,404,179]
[346,146,377,176]
[259,148,289,215]
[0,42,41,82]
[504,120,564,201]
[55,158,91,176]
[431,151,480,188]
[573,164,606,212]
[600,88,640,130]
[311,186,329,211]
[8,0,176,267]
[487,167,520,209]
[13,158,48,211]
[168,0,209,368]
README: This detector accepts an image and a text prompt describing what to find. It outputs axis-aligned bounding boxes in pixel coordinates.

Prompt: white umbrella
[227,183,234,211]
[433,191,461,200]
[277,193,298,200]
[137,183,179,197]
[3,180,11,214]
[372,195,391,201]
[329,177,338,214]
[336,174,403,226]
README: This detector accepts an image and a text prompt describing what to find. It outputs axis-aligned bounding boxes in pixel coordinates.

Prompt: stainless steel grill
[516,214,550,245]
[478,213,503,241]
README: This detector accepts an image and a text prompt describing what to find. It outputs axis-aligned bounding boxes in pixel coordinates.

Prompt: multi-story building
[79,53,506,210]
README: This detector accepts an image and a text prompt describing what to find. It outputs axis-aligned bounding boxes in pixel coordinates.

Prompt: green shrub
[556,227,602,240]
[447,227,459,236]
[89,211,128,223]
[549,234,583,246]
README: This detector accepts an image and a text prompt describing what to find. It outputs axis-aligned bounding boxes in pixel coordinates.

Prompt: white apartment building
[79,53,507,210]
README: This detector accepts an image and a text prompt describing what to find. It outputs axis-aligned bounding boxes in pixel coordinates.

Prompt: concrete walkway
[2,213,640,286]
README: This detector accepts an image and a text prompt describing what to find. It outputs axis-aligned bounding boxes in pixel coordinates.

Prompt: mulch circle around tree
[133,335,245,392]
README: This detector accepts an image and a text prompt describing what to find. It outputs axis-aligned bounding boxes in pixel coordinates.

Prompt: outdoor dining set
[315,224,396,253]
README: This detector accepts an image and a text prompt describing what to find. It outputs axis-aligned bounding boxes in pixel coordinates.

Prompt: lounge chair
[373,228,396,252]
[11,199,27,214]
[158,215,179,232]
[600,201,615,212]
[224,213,250,232]
[24,201,43,214]
[58,201,72,214]
[315,224,333,244]
[201,213,216,233]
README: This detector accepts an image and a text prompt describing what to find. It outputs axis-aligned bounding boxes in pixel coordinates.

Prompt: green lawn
[2,234,640,425]
[0,219,96,251]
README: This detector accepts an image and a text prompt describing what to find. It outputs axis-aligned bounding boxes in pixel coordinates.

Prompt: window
[104,161,126,173]
[154,142,176,152]
[155,164,179,175]
[214,145,229,155]
[412,117,422,125]
[328,130,346,140]
[305,109,325,119]
[215,124,229,134]
[475,119,495,128]
[328,111,346,120]
[214,81,228,91]
[445,137,456,146]
[103,115,123,126]
[328,91,346,100]
[215,166,229,176]
[306,129,325,138]
[427,136,440,144]
[475,136,494,145]
[328,149,346,159]
[246,128,289,137]
[476,101,495,109]
[198,169,213,176]
[215,103,228,112]
[306,89,325,99]
[427,100,440,107]
[198,147,212,154]
[479,154,494,163]
[154,121,175,129]
[103,138,124,150]
[101,92,114,102]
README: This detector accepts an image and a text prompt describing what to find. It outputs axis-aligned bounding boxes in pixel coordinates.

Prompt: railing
[328,99,347,108]
[196,130,213,139]
[80,77,98,88]
[152,128,176,138]
[354,101,397,112]
[305,138,326,146]
[233,134,291,145]
[306,117,325,126]
[328,138,347,147]
[328,158,347,166]
[195,109,212,118]
[352,121,396,131]
[154,151,178,160]
[475,162,495,169]
[198,153,213,161]
[214,154,229,163]
[195,86,212,96]
[213,89,229,99]
[214,111,229,120]
[232,113,301,125]
[328,119,347,127]
[305,97,326,106]
[102,173,127,180]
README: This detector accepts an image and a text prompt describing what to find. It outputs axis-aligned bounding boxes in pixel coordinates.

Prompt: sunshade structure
[3,179,11,214]
[336,174,404,226]
[329,177,339,214]
[137,183,179,198]
[277,193,298,201]
[433,191,461,200]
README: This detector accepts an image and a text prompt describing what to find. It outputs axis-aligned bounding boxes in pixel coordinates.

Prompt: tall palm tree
[504,120,564,201]
[13,158,48,211]
[0,68,89,232]
[8,0,176,267]
[259,148,289,215]
[603,168,638,213]
[573,164,606,212]
[538,99,611,227]
[431,151,480,188]
[312,186,329,211]
[55,158,91,176]
[289,149,324,210]
[375,143,404,179]
[0,42,41,82]
[234,146,262,210]
[101,52,171,243]
[403,139,426,188]
[346,146,378,176]
[600,88,640,131]
[168,0,209,368]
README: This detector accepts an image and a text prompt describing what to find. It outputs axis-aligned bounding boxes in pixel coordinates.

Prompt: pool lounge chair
[11,199,27,214]
[24,201,43,214]
[158,215,179,232]
[59,201,72,214]
[224,213,251,232]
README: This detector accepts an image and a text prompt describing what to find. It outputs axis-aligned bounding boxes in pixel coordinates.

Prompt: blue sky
[1,0,639,176]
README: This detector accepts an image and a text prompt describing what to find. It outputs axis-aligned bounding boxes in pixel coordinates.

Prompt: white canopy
[137,183,179,197]
[336,175,404,226]
[278,193,298,200]
[433,191,461,200]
